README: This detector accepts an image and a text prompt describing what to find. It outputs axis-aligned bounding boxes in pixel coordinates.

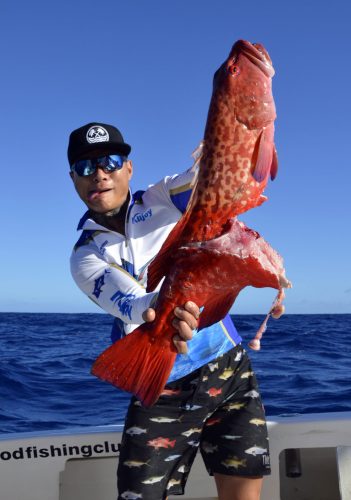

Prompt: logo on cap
[86,126,109,144]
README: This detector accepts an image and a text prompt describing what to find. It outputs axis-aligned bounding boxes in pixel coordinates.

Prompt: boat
[1,411,351,499]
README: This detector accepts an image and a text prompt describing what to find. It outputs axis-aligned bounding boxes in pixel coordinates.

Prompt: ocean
[0,313,350,435]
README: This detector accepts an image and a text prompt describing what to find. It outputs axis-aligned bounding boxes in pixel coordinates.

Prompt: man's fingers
[172,302,200,354]
[143,301,200,354]
[184,301,200,319]
[172,318,194,341]
[174,305,199,330]
[173,335,188,354]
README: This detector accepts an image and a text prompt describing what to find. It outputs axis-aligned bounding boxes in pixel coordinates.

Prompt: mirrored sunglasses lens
[72,155,125,176]
[95,156,121,172]
[109,155,125,169]
[73,159,96,176]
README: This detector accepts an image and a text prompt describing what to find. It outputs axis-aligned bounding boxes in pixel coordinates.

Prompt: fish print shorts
[117,344,270,500]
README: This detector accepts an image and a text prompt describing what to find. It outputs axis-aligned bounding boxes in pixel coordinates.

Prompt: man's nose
[93,166,108,181]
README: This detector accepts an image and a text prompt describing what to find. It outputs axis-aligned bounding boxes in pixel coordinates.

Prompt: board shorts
[117,344,270,499]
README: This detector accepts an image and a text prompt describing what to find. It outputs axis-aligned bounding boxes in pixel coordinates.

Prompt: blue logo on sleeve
[98,240,108,256]
[93,274,105,298]
[132,208,152,224]
[110,291,135,320]
[92,269,111,298]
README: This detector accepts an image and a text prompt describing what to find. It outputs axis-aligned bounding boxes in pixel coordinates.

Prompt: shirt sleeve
[70,245,158,333]
[162,168,197,213]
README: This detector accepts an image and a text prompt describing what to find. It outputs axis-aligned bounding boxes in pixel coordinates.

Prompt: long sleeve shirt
[71,169,242,382]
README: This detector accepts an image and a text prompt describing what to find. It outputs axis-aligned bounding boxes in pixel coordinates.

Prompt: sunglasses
[71,155,127,177]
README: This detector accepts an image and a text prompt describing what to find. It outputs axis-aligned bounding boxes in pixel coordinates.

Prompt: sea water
[0,313,350,434]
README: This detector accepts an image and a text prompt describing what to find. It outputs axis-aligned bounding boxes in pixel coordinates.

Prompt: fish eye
[228,64,240,77]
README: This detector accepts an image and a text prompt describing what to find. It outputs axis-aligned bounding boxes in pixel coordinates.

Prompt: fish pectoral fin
[198,292,238,330]
[251,125,276,183]
[270,145,278,180]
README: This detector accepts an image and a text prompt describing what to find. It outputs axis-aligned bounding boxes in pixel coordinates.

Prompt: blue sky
[1,0,350,314]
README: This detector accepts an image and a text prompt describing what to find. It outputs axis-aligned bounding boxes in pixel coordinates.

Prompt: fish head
[212,40,276,130]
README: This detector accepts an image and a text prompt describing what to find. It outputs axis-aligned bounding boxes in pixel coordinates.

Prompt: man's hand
[142,301,200,354]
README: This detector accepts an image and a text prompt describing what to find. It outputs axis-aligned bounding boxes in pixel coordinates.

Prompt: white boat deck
[1,411,351,500]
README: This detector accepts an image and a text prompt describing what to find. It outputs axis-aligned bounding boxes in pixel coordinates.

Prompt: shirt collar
[76,188,142,231]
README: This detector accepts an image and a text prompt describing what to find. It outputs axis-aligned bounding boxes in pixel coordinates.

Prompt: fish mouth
[235,40,275,77]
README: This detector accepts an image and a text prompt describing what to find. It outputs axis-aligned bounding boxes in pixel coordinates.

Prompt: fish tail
[91,324,177,407]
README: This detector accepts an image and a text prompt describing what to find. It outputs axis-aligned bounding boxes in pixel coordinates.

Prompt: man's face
[70,150,133,214]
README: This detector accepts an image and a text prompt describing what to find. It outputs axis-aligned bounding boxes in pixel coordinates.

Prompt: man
[69,122,272,500]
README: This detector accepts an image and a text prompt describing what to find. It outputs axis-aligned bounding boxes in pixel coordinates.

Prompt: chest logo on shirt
[132,208,152,224]
[110,291,136,320]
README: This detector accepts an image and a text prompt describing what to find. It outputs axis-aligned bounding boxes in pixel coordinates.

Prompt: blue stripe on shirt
[170,189,192,213]
[167,314,242,382]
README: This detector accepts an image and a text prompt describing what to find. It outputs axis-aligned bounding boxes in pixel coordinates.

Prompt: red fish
[206,417,222,426]
[147,437,176,449]
[92,40,291,407]
[206,387,223,398]
[160,388,181,397]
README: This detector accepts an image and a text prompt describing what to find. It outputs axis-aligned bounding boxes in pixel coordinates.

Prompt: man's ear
[127,160,133,180]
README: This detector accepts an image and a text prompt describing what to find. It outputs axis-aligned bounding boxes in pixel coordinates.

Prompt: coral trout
[92,40,291,407]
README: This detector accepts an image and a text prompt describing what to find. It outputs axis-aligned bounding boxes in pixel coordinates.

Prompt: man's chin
[90,206,121,217]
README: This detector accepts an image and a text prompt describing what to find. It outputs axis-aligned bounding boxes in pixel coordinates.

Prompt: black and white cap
[67,122,131,166]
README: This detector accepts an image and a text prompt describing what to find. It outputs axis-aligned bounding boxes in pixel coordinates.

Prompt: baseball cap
[67,122,131,166]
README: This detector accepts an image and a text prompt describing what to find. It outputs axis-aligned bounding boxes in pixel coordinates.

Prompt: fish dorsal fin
[251,124,276,183]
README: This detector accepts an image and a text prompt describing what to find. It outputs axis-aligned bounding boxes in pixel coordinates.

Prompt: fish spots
[239,169,247,179]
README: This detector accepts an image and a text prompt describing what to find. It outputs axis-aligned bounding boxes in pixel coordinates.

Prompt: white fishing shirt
[71,169,242,382]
